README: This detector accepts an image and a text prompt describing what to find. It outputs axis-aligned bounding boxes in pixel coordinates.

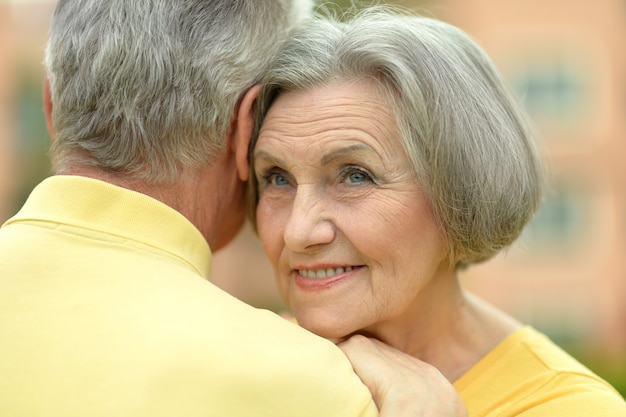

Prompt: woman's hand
[338,335,468,417]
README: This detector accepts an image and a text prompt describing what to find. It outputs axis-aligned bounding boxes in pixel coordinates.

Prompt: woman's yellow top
[455,326,626,416]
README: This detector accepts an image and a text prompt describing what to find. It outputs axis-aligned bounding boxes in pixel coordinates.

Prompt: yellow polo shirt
[0,175,378,417]
[455,326,626,416]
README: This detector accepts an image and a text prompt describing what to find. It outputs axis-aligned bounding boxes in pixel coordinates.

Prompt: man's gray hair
[249,7,545,267]
[45,0,313,182]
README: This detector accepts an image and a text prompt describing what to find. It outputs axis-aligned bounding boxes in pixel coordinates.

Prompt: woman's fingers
[338,335,468,417]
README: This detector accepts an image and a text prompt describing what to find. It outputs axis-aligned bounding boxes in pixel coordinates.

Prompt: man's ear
[231,84,260,181]
[43,77,55,140]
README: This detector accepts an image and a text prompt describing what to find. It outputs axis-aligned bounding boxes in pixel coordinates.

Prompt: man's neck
[55,165,224,248]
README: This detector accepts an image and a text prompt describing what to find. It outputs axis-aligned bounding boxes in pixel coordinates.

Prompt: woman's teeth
[298,266,353,279]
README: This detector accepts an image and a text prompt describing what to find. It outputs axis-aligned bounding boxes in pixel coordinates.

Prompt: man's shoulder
[123,275,338,361]
[129,281,378,417]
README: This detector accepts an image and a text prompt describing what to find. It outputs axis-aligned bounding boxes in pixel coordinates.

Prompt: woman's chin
[298,319,351,344]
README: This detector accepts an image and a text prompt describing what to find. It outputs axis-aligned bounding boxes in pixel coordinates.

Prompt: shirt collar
[6,175,212,278]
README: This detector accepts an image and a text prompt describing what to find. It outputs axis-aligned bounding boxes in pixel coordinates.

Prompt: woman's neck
[362,273,522,382]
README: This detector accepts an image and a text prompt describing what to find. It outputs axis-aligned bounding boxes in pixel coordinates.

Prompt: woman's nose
[283,186,335,253]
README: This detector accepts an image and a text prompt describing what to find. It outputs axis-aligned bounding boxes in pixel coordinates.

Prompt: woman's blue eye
[261,168,290,187]
[343,167,373,184]
[270,174,289,186]
[348,171,368,183]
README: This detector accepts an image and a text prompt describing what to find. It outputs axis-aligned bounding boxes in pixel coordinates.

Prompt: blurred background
[1,0,624,394]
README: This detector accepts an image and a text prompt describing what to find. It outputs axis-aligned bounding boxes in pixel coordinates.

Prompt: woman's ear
[43,77,55,140]
[231,84,261,182]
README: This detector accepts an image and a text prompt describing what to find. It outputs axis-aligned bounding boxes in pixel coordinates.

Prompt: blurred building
[1,0,624,381]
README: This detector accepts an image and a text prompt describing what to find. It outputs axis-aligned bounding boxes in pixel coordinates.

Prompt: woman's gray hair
[249,7,545,267]
[45,0,313,182]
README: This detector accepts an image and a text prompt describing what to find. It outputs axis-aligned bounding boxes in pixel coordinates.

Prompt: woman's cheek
[257,203,281,262]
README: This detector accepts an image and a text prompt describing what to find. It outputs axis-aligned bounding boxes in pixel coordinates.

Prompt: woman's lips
[293,266,361,290]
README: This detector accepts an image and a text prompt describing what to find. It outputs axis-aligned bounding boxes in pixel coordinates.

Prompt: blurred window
[513,58,586,123]
[522,182,587,248]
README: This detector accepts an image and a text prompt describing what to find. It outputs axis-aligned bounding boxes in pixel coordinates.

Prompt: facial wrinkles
[255,84,423,248]
[263,88,400,154]
[315,95,415,181]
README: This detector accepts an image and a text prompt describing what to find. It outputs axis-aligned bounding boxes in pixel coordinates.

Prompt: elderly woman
[247,8,626,417]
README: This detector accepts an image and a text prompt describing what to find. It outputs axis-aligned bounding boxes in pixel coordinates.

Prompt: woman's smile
[293,265,363,290]
[297,265,355,280]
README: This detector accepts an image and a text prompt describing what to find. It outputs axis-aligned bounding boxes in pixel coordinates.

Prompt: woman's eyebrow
[253,149,284,167]
[320,144,378,165]
[254,143,378,168]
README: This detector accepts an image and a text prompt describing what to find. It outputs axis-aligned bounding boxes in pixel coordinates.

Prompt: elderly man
[0,1,408,416]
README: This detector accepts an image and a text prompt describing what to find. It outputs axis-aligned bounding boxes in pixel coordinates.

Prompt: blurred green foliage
[10,66,51,218]
[575,351,626,399]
